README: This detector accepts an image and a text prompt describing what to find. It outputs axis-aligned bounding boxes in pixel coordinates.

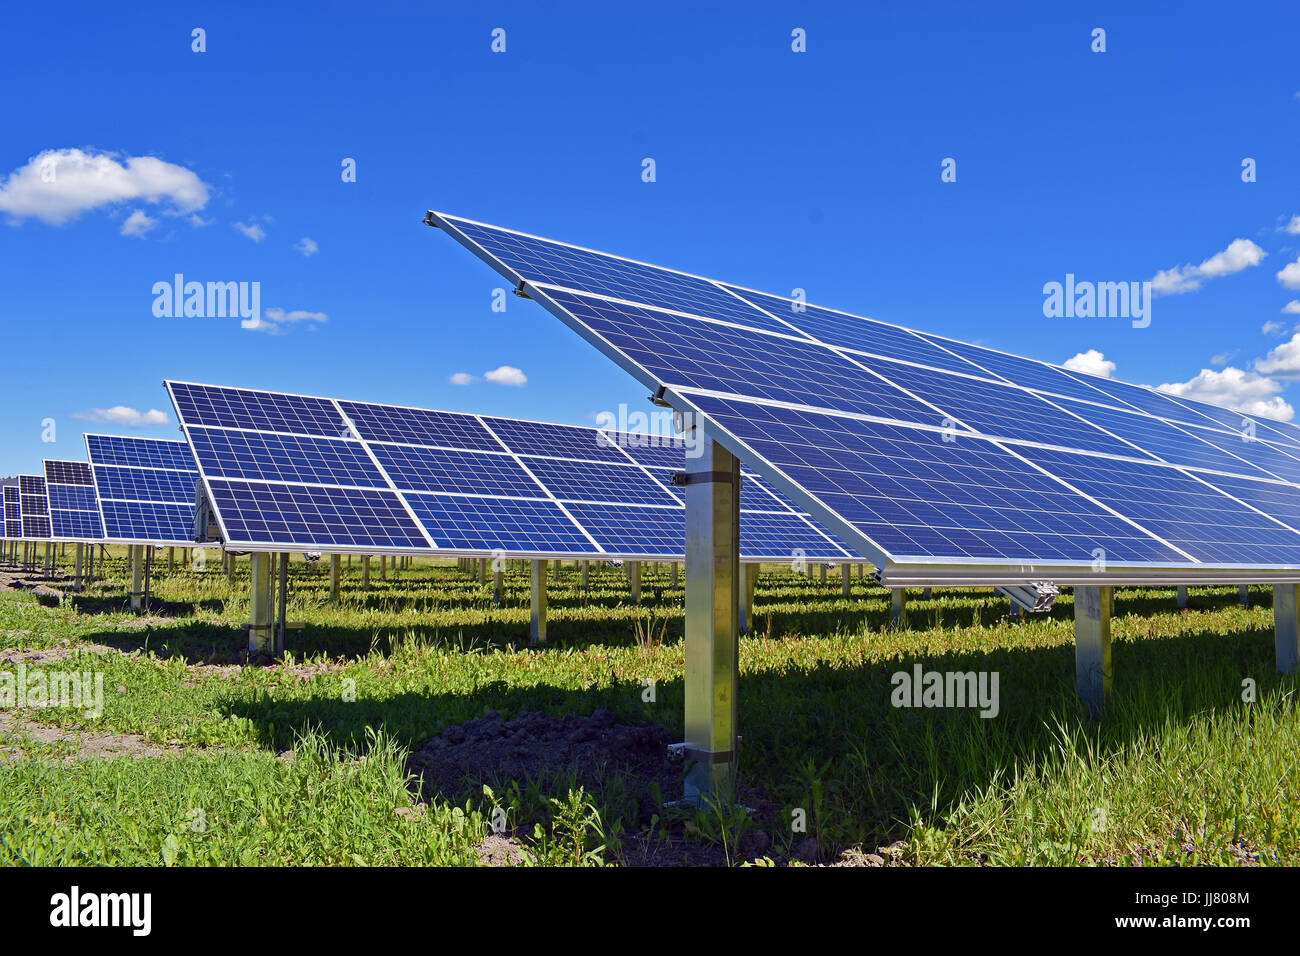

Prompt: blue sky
[2,0,1298,476]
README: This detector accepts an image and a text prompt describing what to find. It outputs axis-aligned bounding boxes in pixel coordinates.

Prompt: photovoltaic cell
[339,401,502,451]
[209,480,429,549]
[480,415,632,462]
[405,493,592,553]
[539,286,949,427]
[687,394,1187,563]
[19,475,50,539]
[520,456,679,506]
[85,435,200,545]
[447,217,799,334]
[3,486,20,538]
[1014,446,1300,565]
[169,381,347,437]
[86,434,197,471]
[730,287,988,377]
[370,444,542,497]
[187,427,387,488]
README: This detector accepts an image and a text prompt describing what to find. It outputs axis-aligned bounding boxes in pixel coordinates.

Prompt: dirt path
[0,709,184,761]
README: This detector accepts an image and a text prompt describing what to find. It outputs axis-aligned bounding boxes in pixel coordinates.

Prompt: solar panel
[18,475,51,539]
[429,212,1300,581]
[44,460,105,541]
[165,381,856,561]
[85,434,201,546]
[2,486,20,538]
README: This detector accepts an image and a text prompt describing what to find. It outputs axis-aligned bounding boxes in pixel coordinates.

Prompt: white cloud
[0,148,209,225]
[1151,238,1267,295]
[1283,300,1300,315]
[72,406,169,428]
[120,209,157,238]
[483,365,527,386]
[1277,255,1300,290]
[1210,351,1237,367]
[233,221,266,242]
[449,372,475,385]
[1263,320,1288,336]
[1284,215,1300,235]
[1157,367,1294,421]
[294,236,319,257]
[242,307,327,334]
[1062,349,1115,378]
[1254,330,1300,380]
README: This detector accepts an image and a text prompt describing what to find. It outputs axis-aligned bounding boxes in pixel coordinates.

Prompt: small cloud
[242,307,327,334]
[449,372,476,385]
[1277,255,1300,290]
[484,365,527,386]
[294,236,319,257]
[1152,238,1267,296]
[1158,367,1293,421]
[0,148,210,226]
[72,406,169,428]
[1263,320,1288,336]
[120,209,157,238]
[1283,300,1300,315]
[1254,330,1300,380]
[1062,349,1115,378]
[188,213,212,228]
[233,221,266,242]
[1210,350,1237,367]
[1283,215,1300,235]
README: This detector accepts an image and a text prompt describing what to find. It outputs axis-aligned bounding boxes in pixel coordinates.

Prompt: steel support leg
[738,563,757,631]
[671,561,679,589]
[581,560,589,591]
[891,588,905,626]
[1240,584,1250,608]
[74,543,83,590]
[530,559,547,645]
[841,563,851,598]
[1274,584,1300,674]
[1177,585,1187,609]
[129,545,144,610]
[361,555,370,590]
[628,560,641,602]
[276,552,289,654]
[246,553,273,653]
[683,438,740,805]
[1074,585,1112,717]
[330,554,340,605]
[819,563,826,586]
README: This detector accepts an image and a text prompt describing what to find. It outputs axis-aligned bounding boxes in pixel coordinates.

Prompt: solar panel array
[430,212,1300,580]
[85,434,200,546]
[165,380,859,560]
[44,460,105,541]
[18,474,51,539]
[0,484,15,539]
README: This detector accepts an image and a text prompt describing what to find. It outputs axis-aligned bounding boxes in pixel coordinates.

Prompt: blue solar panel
[480,414,633,462]
[686,394,1187,563]
[86,434,197,471]
[730,287,988,377]
[615,437,691,468]
[520,456,679,506]
[371,444,541,497]
[48,483,98,512]
[187,427,386,488]
[560,503,684,557]
[42,460,105,540]
[431,213,1300,575]
[208,480,429,549]
[405,493,593,553]
[93,465,196,505]
[2,486,20,538]
[43,460,93,486]
[1015,446,1300,565]
[101,500,195,543]
[538,286,950,428]
[739,511,851,561]
[861,357,1150,457]
[169,381,348,437]
[19,475,50,539]
[85,435,200,544]
[339,401,502,451]
[445,216,799,334]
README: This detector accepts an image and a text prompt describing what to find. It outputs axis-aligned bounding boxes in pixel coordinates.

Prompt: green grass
[1,547,1297,866]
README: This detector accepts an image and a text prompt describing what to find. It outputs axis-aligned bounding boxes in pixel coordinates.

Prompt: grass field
[1,546,1297,866]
